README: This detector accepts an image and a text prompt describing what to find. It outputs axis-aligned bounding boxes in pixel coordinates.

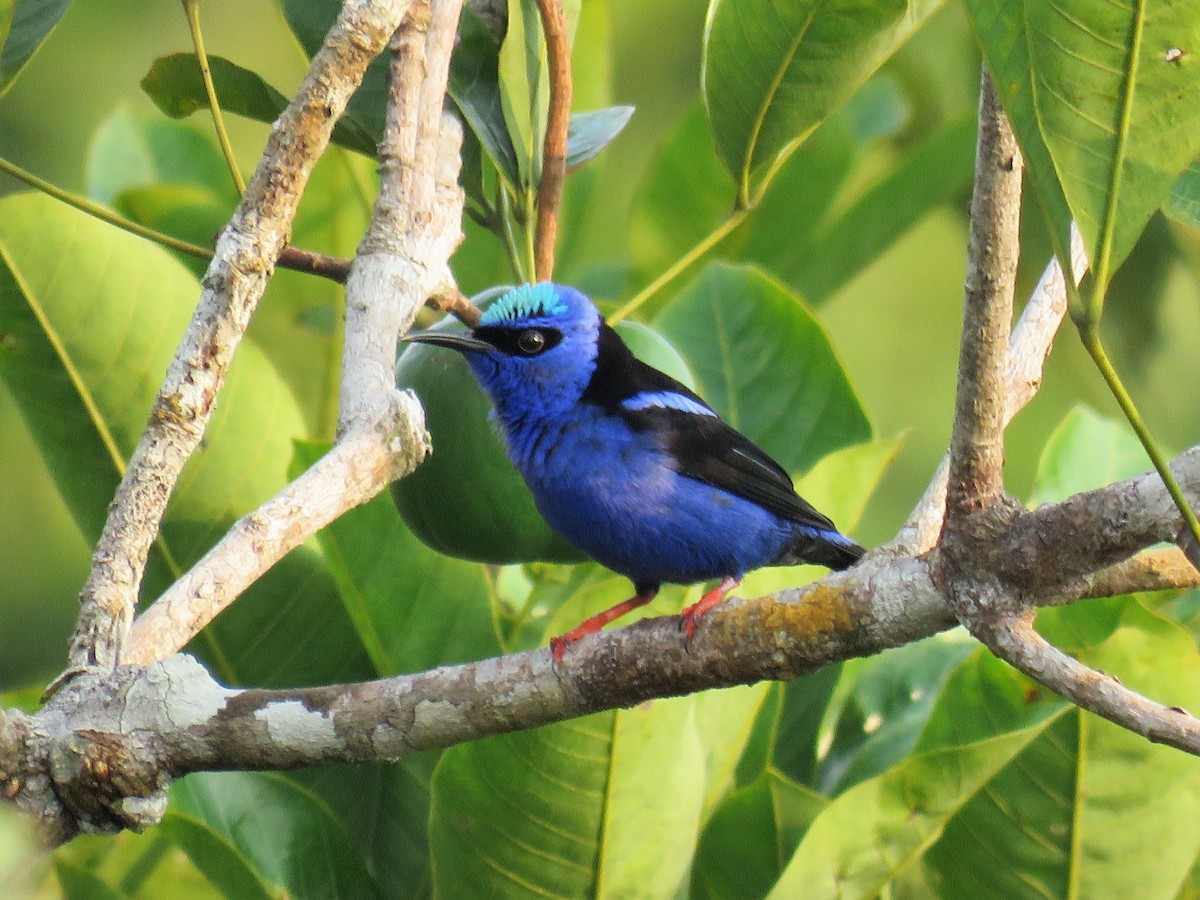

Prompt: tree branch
[533,0,571,280]
[125,0,466,665]
[943,68,1023,529]
[64,0,419,673]
[898,226,1088,554]
[15,446,1200,843]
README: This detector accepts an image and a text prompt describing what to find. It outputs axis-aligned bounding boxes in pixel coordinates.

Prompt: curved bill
[401,330,492,352]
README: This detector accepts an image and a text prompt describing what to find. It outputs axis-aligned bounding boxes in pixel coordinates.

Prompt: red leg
[550,586,659,662]
[680,576,740,638]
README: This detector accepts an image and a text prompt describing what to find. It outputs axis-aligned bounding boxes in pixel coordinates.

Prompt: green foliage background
[1,0,1200,896]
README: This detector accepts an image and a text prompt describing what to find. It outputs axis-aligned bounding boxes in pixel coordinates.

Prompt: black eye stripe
[474,326,563,357]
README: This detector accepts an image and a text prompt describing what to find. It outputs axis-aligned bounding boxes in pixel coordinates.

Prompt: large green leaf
[811,635,975,794]
[965,0,1200,282]
[141,52,378,158]
[86,106,237,206]
[628,81,921,310]
[1028,405,1150,508]
[702,0,945,204]
[768,651,1068,898]
[778,114,977,303]
[0,193,371,688]
[0,0,68,98]
[926,601,1200,899]
[430,698,706,899]
[165,773,381,899]
[655,262,871,474]
[693,771,827,899]
[291,441,500,676]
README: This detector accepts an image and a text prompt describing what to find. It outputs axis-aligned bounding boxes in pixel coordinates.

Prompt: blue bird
[402,283,864,658]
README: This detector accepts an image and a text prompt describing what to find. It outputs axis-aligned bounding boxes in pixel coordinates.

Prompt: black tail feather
[781,530,866,571]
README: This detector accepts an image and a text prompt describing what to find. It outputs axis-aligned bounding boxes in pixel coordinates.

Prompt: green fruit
[392,316,697,565]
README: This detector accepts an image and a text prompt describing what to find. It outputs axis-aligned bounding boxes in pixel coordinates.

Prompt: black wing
[580,323,837,532]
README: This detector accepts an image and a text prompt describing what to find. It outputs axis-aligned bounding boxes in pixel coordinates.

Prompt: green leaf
[627,104,735,300]
[655,262,872,474]
[926,601,1200,900]
[566,106,635,169]
[1028,405,1149,508]
[0,193,371,688]
[86,106,238,205]
[53,859,130,900]
[1164,155,1200,227]
[291,441,500,676]
[694,772,827,899]
[769,651,1068,899]
[965,0,1200,283]
[703,0,945,204]
[0,0,69,99]
[430,698,706,899]
[141,53,378,158]
[813,635,976,794]
[450,9,522,195]
[166,773,381,900]
[781,115,978,303]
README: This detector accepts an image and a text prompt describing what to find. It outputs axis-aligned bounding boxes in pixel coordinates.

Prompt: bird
[402,282,865,659]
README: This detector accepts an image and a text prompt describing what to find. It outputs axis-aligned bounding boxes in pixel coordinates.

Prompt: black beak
[401,330,492,353]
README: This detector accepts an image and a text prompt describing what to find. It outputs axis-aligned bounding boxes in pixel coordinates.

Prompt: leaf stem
[0,153,215,261]
[498,188,527,280]
[1078,324,1200,550]
[608,209,749,323]
[183,0,247,195]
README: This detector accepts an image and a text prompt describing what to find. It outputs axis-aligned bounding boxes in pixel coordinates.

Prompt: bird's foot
[680,576,741,638]
[549,589,660,662]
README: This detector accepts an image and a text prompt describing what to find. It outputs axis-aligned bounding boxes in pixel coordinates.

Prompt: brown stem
[533,0,571,281]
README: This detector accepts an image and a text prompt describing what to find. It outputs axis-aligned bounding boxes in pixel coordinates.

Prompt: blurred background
[1,0,1197,691]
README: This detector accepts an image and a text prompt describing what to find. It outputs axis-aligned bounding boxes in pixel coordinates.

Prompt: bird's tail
[785,528,865,571]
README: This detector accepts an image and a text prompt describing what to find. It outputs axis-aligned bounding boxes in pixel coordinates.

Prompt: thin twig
[979,616,1200,755]
[533,0,571,281]
[62,0,418,674]
[430,285,483,325]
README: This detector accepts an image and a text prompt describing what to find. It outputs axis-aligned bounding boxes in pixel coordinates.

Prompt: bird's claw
[550,636,569,664]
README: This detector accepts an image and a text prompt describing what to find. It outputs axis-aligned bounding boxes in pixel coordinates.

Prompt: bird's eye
[517,329,547,355]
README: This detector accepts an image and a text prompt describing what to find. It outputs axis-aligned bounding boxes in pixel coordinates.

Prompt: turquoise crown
[480,283,568,325]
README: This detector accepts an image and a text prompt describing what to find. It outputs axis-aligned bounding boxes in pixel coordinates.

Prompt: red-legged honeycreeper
[402,283,865,659]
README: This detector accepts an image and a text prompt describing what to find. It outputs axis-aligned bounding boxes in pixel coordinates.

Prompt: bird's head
[402,282,602,418]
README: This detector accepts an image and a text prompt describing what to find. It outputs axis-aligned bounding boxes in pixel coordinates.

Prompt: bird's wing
[620,395,837,532]
[583,322,836,532]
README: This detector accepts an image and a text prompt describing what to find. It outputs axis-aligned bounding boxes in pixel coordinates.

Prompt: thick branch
[943,68,1023,527]
[18,450,1200,842]
[66,0,418,671]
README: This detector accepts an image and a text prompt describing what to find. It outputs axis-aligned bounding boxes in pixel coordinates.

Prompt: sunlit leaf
[0,0,68,98]
[966,0,1200,281]
[703,0,945,204]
